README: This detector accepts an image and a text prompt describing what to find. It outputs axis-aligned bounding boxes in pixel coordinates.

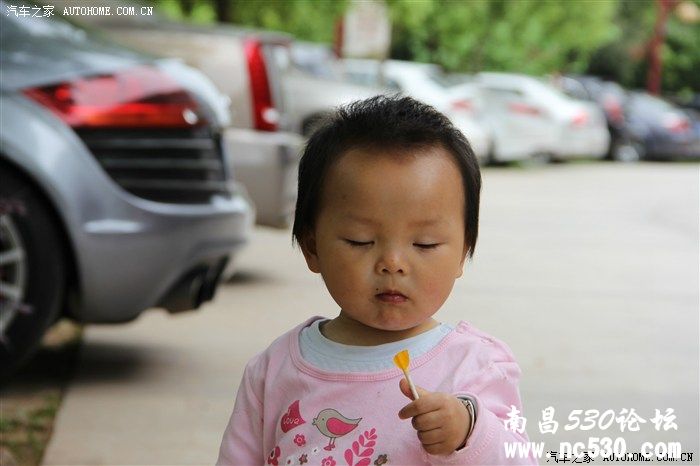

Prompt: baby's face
[302,145,467,335]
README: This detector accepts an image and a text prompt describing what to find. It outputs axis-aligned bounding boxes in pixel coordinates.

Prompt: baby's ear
[300,233,321,273]
[456,243,469,278]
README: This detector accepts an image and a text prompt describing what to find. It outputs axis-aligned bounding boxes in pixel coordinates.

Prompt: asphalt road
[43,162,699,465]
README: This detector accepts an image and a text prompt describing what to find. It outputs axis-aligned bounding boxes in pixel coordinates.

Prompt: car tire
[0,166,66,381]
[531,152,554,164]
[486,144,505,166]
[611,142,642,163]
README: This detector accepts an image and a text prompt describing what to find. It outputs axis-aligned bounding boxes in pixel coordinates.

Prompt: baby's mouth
[375,290,408,303]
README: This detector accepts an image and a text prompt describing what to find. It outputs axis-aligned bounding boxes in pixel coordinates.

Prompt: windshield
[532,78,575,105]
[630,93,678,114]
[425,67,454,88]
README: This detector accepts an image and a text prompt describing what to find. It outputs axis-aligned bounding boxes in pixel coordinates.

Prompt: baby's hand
[397,378,471,456]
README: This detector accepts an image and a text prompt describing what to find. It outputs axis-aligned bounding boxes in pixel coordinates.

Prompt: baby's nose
[375,250,407,274]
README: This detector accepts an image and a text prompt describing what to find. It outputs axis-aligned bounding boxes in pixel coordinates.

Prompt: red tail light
[663,114,690,133]
[603,96,624,124]
[451,99,473,112]
[245,39,279,132]
[23,66,205,129]
[570,110,589,127]
[508,102,541,116]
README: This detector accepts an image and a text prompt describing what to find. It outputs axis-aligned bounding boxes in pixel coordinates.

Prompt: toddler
[217,96,535,465]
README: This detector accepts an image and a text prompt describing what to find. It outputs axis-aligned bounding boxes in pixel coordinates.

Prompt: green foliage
[230,0,348,42]
[388,0,619,75]
[662,2,700,93]
[586,0,655,86]
[158,0,347,41]
[157,0,217,23]
[586,0,700,93]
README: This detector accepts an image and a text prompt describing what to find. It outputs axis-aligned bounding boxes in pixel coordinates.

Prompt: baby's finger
[411,411,444,432]
[423,442,450,456]
[398,396,443,419]
[399,378,430,401]
[416,427,443,446]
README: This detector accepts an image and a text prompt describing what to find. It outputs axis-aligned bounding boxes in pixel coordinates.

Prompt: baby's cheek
[326,259,364,294]
[422,275,454,306]
[332,277,358,299]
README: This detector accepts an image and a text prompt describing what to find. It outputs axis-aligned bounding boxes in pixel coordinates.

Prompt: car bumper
[492,146,536,162]
[644,138,700,160]
[557,127,610,158]
[75,191,254,323]
[225,127,304,228]
[3,95,254,324]
[488,130,551,162]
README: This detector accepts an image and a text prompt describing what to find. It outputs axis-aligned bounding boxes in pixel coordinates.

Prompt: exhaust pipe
[158,258,228,313]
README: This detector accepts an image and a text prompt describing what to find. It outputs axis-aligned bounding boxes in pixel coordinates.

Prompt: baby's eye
[414,243,440,250]
[344,239,373,247]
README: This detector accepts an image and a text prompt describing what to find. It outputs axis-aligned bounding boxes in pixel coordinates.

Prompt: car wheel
[0,167,66,381]
[612,142,642,163]
[531,152,554,164]
[486,143,505,166]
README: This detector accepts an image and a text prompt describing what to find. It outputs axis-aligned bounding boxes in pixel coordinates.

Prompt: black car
[625,91,700,161]
[559,75,639,161]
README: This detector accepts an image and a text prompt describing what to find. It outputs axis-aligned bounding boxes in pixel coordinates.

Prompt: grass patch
[0,320,82,466]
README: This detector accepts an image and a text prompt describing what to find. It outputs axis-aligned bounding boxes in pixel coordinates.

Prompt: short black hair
[292,95,481,259]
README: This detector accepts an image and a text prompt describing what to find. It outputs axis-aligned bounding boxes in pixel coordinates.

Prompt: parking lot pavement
[43,162,699,465]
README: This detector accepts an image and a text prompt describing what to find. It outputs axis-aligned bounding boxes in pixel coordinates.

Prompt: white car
[284,42,384,136]
[341,59,492,162]
[455,72,609,162]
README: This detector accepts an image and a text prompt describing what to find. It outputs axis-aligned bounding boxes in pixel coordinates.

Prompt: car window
[289,43,338,78]
[578,78,604,97]
[629,93,678,114]
[345,70,375,87]
[426,68,452,88]
[384,78,400,91]
[602,82,625,100]
[559,78,591,101]
[528,79,574,107]
[268,43,291,74]
[343,68,398,90]
[481,87,524,99]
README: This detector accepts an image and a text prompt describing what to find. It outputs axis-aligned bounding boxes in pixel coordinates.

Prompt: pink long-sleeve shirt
[217,317,537,465]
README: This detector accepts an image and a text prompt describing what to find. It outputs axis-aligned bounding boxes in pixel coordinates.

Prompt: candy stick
[393,349,420,400]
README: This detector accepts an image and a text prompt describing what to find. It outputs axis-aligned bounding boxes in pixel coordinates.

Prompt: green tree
[586,0,655,86]
[659,1,700,93]
[587,0,699,93]
[229,0,347,42]
[387,0,619,75]
[161,0,348,42]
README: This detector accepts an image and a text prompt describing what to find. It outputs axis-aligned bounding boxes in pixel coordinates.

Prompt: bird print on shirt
[312,408,362,451]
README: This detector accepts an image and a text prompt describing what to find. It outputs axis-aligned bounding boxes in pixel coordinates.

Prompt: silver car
[0,4,253,378]
[71,2,304,228]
